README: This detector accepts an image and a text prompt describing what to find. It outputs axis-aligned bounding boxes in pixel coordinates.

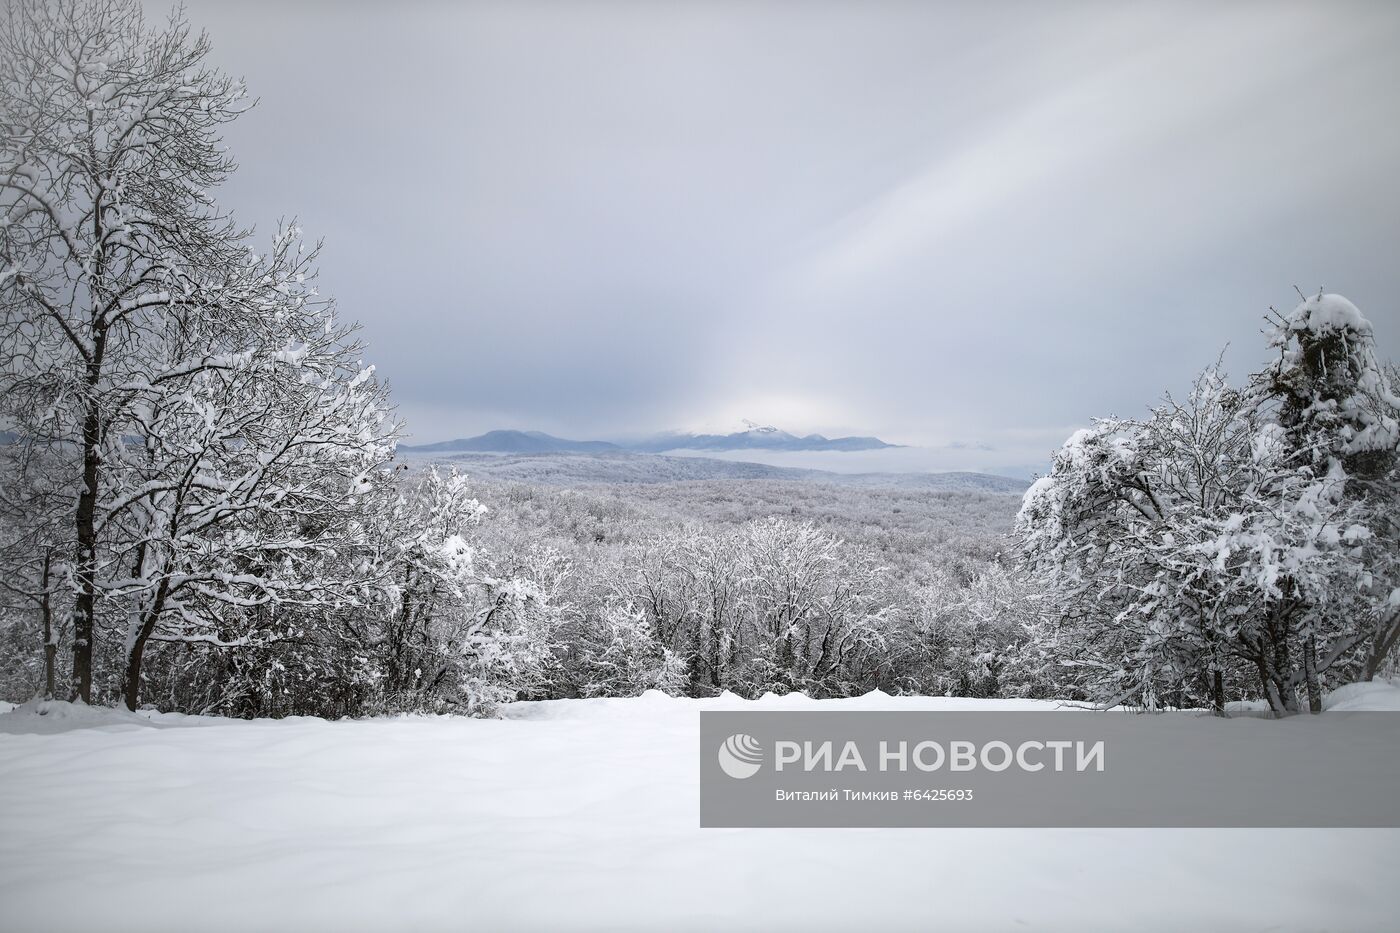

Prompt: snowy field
[3,689,1400,933]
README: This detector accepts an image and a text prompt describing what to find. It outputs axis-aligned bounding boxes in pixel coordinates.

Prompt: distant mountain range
[626,425,896,453]
[401,424,898,455]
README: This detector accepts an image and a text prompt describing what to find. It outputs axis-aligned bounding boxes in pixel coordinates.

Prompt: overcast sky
[154,0,1400,473]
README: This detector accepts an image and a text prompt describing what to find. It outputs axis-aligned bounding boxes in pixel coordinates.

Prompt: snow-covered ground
[2,688,1399,932]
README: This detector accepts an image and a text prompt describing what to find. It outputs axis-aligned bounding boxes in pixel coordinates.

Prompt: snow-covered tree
[737,517,892,696]
[1255,292,1400,699]
[900,561,1050,699]
[566,602,687,698]
[0,0,397,706]
[1019,294,1400,715]
[605,519,893,697]
[1016,399,1238,711]
[358,466,491,708]
[106,278,396,709]
[345,467,563,715]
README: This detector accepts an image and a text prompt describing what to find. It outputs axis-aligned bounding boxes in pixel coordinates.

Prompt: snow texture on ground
[1,687,1398,932]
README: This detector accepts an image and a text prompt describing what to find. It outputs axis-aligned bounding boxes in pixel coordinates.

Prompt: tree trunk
[708,617,723,688]
[71,426,98,702]
[71,189,109,703]
[71,377,102,703]
[1303,632,1322,714]
[1203,621,1226,715]
[41,552,55,700]
[1255,652,1298,718]
[122,580,169,711]
[1267,608,1299,716]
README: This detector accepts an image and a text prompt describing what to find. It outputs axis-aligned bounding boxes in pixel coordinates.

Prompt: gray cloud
[155,0,1400,470]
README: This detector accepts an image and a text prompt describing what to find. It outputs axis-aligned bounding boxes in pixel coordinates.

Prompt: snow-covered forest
[2,0,1399,722]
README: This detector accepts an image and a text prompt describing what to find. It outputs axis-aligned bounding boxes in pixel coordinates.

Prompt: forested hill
[395,449,1029,492]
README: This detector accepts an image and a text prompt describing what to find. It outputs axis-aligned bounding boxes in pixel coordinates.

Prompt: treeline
[0,462,1052,715]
